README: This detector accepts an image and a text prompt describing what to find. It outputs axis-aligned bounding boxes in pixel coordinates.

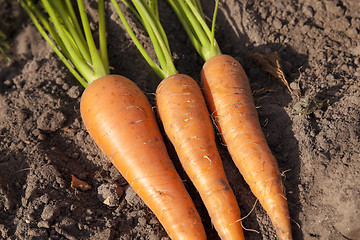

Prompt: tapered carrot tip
[264,186,292,240]
[80,75,206,240]
[201,55,292,239]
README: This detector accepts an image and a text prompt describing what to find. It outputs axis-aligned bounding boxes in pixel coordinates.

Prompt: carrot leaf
[19,0,109,87]
[0,30,10,62]
[111,0,178,79]
[166,0,221,61]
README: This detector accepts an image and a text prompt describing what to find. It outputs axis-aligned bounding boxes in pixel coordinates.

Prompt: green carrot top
[20,0,109,88]
[111,0,178,80]
[167,0,221,61]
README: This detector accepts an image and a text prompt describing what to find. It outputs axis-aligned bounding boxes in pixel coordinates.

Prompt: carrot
[80,75,205,239]
[201,54,292,239]
[167,0,293,239]
[156,74,245,240]
[20,1,205,239]
[111,1,245,239]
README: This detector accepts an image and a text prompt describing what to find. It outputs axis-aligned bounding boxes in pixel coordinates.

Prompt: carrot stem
[148,0,159,19]
[210,0,220,57]
[43,0,94,80]
[20,0,88,87]
[135,0,175,76]
[64,0,86,45]
[166,1,203,58]
[49,0,91,64]
[98,0,109,73]
[111,0,177,79]
[76,0,108,80]
[111,0,166,78]
[20,0,109,87]
[166,0,221,61]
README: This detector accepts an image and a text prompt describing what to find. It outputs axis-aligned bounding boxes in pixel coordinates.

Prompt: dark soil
[1,0,359,239]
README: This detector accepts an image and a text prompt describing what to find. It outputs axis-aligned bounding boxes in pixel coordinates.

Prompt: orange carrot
[80,75,206,240]
[156,74,245,240]
[21,1,206,239]
[167,1,293,238]
[201,54,292,239]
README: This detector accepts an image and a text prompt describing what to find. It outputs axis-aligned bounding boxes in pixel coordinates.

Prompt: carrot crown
[111,0,177,79]
[167,0,222,61]
[19,0,109,87]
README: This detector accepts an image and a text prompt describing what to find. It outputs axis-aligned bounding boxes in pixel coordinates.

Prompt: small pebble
[38,134,47,141]
[303,5,314,18]
[86,209,94,215]
[37,221,50,229]
[28,61,39,71]
[55,77,64,85]
[70,204,77,211]
[71,152,80,159]
[301,25,311,34]
[32,129,41,136]
[90,228,115,240]
[17,142,25,149]
[124,186,142,207]
[62,83,70,90]
[138,217,146,226]
[326,74,335,81]
[67,86,81,99]
[346,28,358,38]
[98,183,124,207]
[4,79,12,86]
[60,217,76,227]
[273,18,283,29]
[275,1,284,9]
[41,204,61,222]
[28,228,48,238]
[78,172,88,180]
[39,194,49,204]
[286,4,295,13]
[290,82,300,91]
[325,1,345,15]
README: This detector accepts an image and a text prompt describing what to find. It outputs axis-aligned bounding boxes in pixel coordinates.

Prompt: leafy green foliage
[19,0,109,87]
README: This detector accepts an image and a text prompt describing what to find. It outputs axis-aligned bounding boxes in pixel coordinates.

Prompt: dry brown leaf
[71,175,92,191]
[247,46,300,99]
[62,127,79,133]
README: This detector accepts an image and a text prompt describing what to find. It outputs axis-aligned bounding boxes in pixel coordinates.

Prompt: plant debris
[71,175,92,191]
[247,46,300,99]
[292,96,329,115]
[0,30,10,62]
